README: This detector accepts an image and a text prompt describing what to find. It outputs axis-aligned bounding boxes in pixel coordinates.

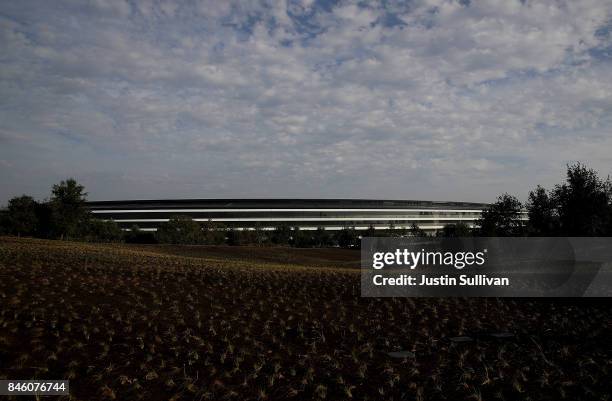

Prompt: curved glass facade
[88,199,488,234]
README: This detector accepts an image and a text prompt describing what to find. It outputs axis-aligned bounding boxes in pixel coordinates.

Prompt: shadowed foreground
[0,237,610,400]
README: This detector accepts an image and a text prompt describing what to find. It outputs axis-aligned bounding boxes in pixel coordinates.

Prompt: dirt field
[0,237,610,400]
[124,243,361,269]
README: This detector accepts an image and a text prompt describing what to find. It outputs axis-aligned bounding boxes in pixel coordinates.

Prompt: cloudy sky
[1,0,611,203]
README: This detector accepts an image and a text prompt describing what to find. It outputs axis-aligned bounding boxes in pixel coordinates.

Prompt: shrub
[6,195,39,237]
[125,225,157,244]
[82,219,123,242]
[156,215,204,244]
[438,222,472,237]
[271,225,291,245]
[334,227,359,248]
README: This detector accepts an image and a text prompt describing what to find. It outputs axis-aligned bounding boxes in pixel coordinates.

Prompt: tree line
[0,178,124,242]
[1,163,611,247]
[0,178,404,247]
[475,163,612,237]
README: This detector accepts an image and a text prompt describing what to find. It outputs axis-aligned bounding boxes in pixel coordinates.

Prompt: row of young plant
[1,163,611,246]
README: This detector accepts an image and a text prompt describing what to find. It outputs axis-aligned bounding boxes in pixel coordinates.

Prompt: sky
[1,0,612,203]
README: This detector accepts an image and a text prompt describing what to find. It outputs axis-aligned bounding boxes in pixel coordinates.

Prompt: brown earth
[124,243,361,269]
[0,236,610,401]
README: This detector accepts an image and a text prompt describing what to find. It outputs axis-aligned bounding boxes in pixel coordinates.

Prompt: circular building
[88,198,487,234]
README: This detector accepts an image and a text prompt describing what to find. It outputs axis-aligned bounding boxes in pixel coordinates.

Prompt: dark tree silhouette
[409,222,427,237]
[312,227,332,247]
[438,222,472,237]
[156,215,204,244]
[526,163,612,236]
[7,195,39,237]
[552,163,611,236]
[477,193,524,236]
[271,225,291,245]
[335,227,358,248]
[50,178,88,240]
[83,219,123,242]
[526,185,557,235]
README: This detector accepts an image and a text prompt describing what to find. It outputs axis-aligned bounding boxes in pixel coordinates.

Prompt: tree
[477,193,524,236]
[395,226,408,237]
[335,227,358,248]
[50,178,88,239]
[125,225,140,243]
[291,227,314,247]
[363,224,377,238]
[83,219,123,242]
[525,164,612,236]
[34,202,54,238]
[156,215,204,244]
[552,163,611,236]
[526,185,557,235]
[202,220,227,245]
[125,225,157,244]
[385,222,397,237]
[271,225,291,245]
[226,228,241,246]
[7,195,39,237]
[438,222,472,237]
[239,229,258,245]
[384,222,407,238]
[312,227,331,247]
[252,223,268,246]
[409,222,427,237]
[0,210,8,235]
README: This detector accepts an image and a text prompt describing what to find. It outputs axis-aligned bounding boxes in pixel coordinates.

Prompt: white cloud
[1,0,611,202]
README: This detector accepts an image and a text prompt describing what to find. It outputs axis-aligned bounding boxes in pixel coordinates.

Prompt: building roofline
[86,198,489,209]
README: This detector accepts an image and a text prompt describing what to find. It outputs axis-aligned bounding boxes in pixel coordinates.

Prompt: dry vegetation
[123,243,361,269]
[0,237,610,401]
